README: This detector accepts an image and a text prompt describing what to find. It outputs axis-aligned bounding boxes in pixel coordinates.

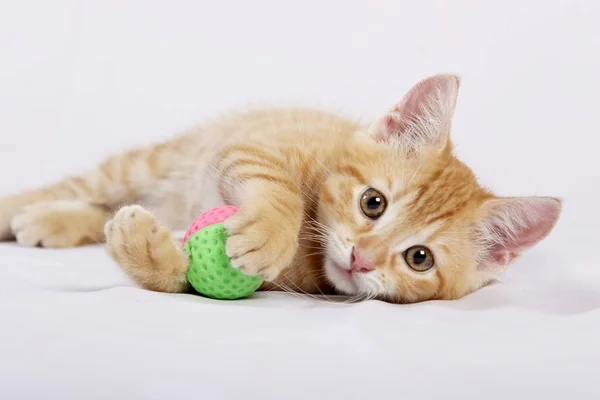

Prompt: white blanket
[1,242,599,399]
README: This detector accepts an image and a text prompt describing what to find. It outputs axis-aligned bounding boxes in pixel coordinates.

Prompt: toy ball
[182,206,262,300]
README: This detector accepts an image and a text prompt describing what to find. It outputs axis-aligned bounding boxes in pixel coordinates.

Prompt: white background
[1,1,599,399]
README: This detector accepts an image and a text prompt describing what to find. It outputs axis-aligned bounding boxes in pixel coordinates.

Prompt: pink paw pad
[182,206,239,245]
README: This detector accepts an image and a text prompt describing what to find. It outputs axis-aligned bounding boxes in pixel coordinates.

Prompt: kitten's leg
[0,184,113,247]
[217,146,304,282]
[0,190,60,241]
[10,200,109,247]
[0,137,186,247]
[104,205,190,293]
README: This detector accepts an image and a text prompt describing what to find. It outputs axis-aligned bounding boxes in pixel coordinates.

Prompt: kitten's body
[1,109,359,295]
[0,75,561,303]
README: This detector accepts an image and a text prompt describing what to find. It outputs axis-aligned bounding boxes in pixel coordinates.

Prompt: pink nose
[350,248,374,273]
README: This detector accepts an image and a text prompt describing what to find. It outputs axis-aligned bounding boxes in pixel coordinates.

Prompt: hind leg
[10,200,110,248]
[0,191,61,241]
[104,205,190,293]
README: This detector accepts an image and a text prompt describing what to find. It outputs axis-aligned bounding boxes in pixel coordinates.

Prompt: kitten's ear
[475,197,562,279]
[369,74,460,153]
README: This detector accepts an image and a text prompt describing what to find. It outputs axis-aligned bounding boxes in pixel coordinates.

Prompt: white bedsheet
[1,242,599,400]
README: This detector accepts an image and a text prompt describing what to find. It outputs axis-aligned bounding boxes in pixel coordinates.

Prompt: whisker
[268,280,321,303]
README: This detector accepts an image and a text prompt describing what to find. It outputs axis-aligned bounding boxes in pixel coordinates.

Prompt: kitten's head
[317,74,561,303]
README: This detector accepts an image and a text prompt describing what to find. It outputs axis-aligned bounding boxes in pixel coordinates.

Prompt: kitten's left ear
[475,197,562,280]
[369,74,460,153]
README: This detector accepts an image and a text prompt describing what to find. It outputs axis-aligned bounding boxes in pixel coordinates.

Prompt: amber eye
[404,246,435,272]
[360,188,387,219]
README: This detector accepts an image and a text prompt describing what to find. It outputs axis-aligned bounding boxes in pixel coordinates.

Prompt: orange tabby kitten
[0,74,561,303]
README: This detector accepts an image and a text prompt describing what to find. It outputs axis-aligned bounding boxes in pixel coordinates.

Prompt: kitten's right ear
[369,74,460,154]
[475,196,562,280]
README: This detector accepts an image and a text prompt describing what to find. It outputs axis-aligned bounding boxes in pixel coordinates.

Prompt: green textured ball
[183,222,262,300]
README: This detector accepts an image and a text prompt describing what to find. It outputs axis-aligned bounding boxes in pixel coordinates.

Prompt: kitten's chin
[323,257,360,295]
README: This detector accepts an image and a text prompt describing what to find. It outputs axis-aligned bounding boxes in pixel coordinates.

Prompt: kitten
[0,74,561,303]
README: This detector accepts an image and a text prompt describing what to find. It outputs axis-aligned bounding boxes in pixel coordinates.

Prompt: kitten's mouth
[335,262,353,278]
[325,257,360,294]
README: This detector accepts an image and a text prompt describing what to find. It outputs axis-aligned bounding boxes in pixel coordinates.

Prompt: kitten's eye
[404,246,434,272]
[360,188,387,219]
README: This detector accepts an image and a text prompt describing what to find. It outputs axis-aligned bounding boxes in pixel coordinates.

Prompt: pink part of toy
[182,205,239,245]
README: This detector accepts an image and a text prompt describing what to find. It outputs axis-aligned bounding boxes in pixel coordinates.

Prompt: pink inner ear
[481,198,561,268]
[505,201,561,249]
[393,77,440,122]
[372,74,459,149]
[381,77,442,136]
[379,114,409,141]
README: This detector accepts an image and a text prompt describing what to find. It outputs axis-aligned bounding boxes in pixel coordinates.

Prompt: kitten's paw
[104,205,189,292]
[0,194,39,241]
[104,205,168,265]
[224,206,298,281]
[10,200,107,248]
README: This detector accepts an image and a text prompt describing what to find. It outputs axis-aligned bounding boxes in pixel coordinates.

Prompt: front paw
[104,205,189,293]
[223,206,299,281]
[104,205,171,272]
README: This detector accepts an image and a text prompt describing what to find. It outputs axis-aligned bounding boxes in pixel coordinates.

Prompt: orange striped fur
[0,74,562,303]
